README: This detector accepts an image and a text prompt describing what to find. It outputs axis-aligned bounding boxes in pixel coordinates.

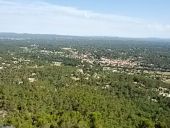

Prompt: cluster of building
[62,47,138,68]
[99,57,138,68]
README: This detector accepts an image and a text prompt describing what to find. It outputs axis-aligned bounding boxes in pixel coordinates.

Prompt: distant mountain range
[0,32,170,42]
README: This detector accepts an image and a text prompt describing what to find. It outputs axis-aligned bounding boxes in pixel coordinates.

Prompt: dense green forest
[0,34,170,128]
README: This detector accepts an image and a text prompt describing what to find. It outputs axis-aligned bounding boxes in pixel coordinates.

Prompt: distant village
[0,44,170,99]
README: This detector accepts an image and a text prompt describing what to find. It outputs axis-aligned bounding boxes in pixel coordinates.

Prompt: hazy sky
[0,0,170,38]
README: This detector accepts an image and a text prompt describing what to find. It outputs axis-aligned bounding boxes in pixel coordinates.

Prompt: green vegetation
[0,34,170,128]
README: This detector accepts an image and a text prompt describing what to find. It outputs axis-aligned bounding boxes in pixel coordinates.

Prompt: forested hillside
[0,35,170,128]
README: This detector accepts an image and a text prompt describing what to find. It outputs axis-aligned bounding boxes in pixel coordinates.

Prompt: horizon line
[0,32,170,40]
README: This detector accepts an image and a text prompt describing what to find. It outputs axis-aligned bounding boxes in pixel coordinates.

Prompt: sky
[0,0,170,38]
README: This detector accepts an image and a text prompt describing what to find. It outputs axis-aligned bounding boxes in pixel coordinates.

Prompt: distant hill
[0,32,170,42]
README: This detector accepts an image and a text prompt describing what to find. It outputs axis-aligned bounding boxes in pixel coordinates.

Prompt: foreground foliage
[0,66,170,128]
